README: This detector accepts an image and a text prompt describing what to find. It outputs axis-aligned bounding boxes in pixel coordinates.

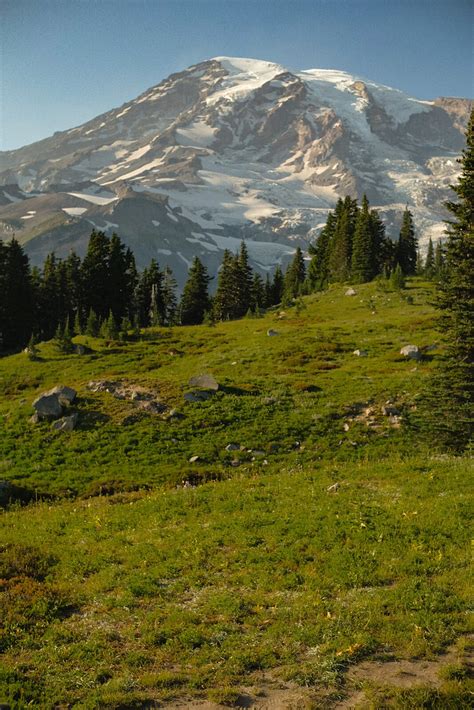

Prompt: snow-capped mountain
[0,57,471,282]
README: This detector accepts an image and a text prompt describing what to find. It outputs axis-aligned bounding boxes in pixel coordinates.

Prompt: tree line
[0,198,446,354]
[0,231,290,353]
[306,195,445,290]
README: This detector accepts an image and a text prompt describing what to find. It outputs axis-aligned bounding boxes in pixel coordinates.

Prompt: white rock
[400,345,421,360]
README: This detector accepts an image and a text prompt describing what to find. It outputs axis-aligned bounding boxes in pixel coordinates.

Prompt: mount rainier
[0,56,471,284]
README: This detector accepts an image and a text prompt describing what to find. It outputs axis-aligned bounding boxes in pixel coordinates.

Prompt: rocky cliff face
[0,56,471,281]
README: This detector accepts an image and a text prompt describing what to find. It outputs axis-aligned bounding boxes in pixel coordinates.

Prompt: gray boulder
[225,443,240,451]
[33,393,63,420]
[353,349,368,357]
[400,345,421,360]
[46,385,77,406]
[189,374,219,391]
[184,390,214,403]
[52,413,78,432]
[267,329,279,336]
[345,287,357,296]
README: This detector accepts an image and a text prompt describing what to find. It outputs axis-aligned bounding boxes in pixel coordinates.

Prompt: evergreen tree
[162,266,178,325]
[264,274,273,308]
[100,312,119,340]
[64,251,83,328]
[85,308,100,337]
[38,252,60,340]
[328,196,357,282]
[284,246,306,299]
[0,238,33,351]
[54,318,74,354]
[81,230,111,320]
[390,263,405,290]
[180,257,210,325]
[235,241,253,317]
[26,333,39,361]
[397,208,418,275]
[424,238,435,279]
[271,265,285,305]
[214,250,237,320]
[250,272,265,312]
[369,208,389,276]
[307,212,335,290]
[134,259,165,327]
[351,195,374,283]
[434,240,446,280]
[423,110,474,450]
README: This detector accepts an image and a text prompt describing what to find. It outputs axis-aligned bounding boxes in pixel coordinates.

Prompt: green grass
[0,278,472,707]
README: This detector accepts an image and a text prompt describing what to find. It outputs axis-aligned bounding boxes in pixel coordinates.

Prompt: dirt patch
[160,637,473,709]
[334,635,473,709]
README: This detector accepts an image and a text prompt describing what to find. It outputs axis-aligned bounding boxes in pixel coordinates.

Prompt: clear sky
[1,0,473,150]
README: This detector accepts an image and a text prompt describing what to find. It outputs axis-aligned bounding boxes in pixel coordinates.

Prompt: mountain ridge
[0,56,471,282]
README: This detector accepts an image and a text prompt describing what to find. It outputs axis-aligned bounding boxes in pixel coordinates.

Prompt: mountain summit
[0,57,471,282]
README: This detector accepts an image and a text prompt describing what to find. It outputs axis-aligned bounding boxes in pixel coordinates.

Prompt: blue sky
[2,0,473,150]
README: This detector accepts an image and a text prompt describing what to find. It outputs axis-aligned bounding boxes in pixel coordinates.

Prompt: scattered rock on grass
[353,349,368,357]
[345,287,357,296]
[189,455,200,463]
[225,443,240,451]
[32,393,63,420]
[400,345,421,360]
[51,413,78,432]
[184,390,214,403]
[189,374,219,391]
[327,482,340,493]
[267,329,279,336]
[46,385,77,406]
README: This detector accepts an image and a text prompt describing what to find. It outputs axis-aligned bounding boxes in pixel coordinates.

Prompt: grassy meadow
[0,278,472,708]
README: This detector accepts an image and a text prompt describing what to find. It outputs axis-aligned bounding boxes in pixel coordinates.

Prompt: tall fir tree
[423,109,474,450]
[38,252,62,339]
[213,250,237,320]
[250,272,265,312]
[108,233,136,324]
[328,196,357,282]
[351,195,374,283]
[397,208,418,275]
[180,257,210,325]
[81,230,111,320]
[424,238,435,279]
[271,265,285,305]
[235,241,253,317]
[307,211,335,290]
[162,265,178,325]
[434,240,446,280]
[0,238,33,351]
[284,246,306,299]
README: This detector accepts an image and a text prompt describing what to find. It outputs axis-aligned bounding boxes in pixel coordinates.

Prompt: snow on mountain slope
[0,56,471,281]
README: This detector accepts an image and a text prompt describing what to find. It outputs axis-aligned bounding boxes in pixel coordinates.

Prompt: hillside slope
[0,280,472,708]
